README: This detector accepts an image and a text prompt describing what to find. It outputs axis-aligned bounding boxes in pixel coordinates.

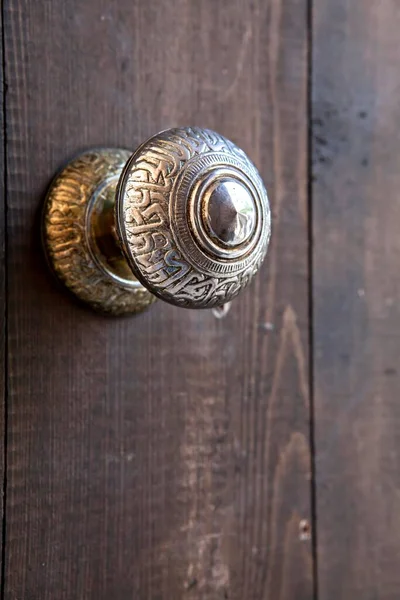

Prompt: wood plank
[4,0,312,598]
[313,1,400,597]
[0,5,5,592]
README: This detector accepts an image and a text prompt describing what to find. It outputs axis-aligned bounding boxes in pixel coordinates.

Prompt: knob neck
[87,170,136,286]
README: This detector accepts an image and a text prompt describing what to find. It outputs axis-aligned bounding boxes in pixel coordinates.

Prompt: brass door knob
[43,127,271,315]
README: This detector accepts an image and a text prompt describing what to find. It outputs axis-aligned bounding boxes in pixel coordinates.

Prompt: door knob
[43,127,271,315]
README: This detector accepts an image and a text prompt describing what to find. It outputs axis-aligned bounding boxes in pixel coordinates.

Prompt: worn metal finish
[43,128,271,313]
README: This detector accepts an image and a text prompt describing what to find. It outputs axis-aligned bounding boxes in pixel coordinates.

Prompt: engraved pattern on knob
[117,127,270,309]
[43,127,271,315]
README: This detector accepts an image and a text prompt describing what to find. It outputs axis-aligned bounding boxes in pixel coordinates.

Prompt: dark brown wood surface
[3,1,312,599]
[0,4,4,590]
[313,1,400,599]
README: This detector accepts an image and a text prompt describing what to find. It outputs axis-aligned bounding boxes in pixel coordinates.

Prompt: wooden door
[1,1,399,599]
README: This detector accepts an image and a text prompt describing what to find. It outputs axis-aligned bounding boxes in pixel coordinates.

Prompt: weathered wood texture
[4,0,311,598]
[313,1,400,598]
[0,4,5,590]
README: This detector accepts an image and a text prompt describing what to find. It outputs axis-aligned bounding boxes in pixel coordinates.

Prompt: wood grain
[0,4,5,592]
[313,1,400,598]
[4,0,311,598]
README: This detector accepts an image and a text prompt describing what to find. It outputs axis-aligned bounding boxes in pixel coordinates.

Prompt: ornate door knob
[43,127,271,315]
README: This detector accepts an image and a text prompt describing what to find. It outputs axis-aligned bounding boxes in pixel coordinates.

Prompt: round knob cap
[116,127,270,309]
